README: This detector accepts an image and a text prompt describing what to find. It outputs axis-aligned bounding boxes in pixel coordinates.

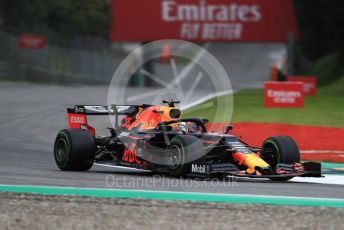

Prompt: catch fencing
[0,29,125,84]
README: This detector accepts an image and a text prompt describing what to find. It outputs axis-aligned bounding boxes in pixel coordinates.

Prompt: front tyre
[261,136,300,181]
[166,135,205,177]
[54,129,95,171]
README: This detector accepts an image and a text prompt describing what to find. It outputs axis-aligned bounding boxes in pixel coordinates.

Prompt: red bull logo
[127,106,181,130]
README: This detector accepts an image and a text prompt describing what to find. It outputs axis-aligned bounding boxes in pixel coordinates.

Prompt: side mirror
[107,127,116,137]
[224,125,233,134]
[202,118,209,124]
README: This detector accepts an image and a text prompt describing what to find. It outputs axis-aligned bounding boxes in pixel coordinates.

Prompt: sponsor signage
[67,113,87,129]
[287,76,317,96]
[191,163,211,174]
[18,33,46,49]
[264,82,304,108]
[110,0,298,42]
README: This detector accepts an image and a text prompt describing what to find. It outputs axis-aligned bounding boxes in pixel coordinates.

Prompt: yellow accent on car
[244,154,270,174]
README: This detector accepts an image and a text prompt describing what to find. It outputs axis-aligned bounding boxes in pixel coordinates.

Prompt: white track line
[292,175,344,185]
[301,150,344,154]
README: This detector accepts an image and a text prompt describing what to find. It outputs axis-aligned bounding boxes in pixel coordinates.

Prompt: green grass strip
[321,162,344,175]
[183,77,344,127]
[322,162,344,169]
[0,184,344,208]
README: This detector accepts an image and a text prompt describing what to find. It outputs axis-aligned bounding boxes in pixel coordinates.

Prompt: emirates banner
[264,82,304,108]
[110,0,298,42]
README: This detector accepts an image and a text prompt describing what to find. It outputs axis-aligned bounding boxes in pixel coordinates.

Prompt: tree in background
[0,0,48,32]
[294,0,344,61]
[0,0,110,37]
[48,0,110,37]
[294,0,344,83]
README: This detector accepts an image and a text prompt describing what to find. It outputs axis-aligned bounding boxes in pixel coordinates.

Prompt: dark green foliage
[0,0,48,32]
[294,0,344,61]
[48,0,110,36]
[306,53,344,86]
[0,0,110,37]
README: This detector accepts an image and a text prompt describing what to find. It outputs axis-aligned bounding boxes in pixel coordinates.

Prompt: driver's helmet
[177,122,200,133]
[178,122,188,132]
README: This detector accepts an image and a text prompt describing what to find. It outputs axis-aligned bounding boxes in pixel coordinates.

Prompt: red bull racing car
[54,100,321,181]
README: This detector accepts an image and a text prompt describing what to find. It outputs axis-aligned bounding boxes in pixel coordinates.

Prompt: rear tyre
[166,135,205,177]
[54,129,95,171]
[261,136,300,181]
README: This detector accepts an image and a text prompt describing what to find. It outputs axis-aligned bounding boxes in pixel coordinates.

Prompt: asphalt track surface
[0,83,343,199]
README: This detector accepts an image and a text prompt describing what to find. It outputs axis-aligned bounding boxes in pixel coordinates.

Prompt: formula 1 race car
[54,100,321,181]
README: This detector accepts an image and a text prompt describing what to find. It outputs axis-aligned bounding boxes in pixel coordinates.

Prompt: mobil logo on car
[191,164,210,174]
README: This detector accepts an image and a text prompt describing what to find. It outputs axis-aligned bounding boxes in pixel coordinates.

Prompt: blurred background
[0,0,343,86]
[0,0,343,133]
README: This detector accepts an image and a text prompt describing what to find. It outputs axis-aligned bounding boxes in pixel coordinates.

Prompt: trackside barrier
[287,76,317,96]
[264,82,304,108]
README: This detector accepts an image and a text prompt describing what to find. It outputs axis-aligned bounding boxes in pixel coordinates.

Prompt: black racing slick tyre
[166,135,205,177]
[261,136,300,181]
[54,129,95,171]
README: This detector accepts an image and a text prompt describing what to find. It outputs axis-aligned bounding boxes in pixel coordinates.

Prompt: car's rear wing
[67,105,140,116]
[66,105,145,136]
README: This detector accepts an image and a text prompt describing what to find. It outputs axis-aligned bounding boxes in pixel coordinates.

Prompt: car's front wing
[187,162,322,178]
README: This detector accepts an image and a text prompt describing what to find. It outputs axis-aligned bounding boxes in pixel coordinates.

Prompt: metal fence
[0,29,126,84]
